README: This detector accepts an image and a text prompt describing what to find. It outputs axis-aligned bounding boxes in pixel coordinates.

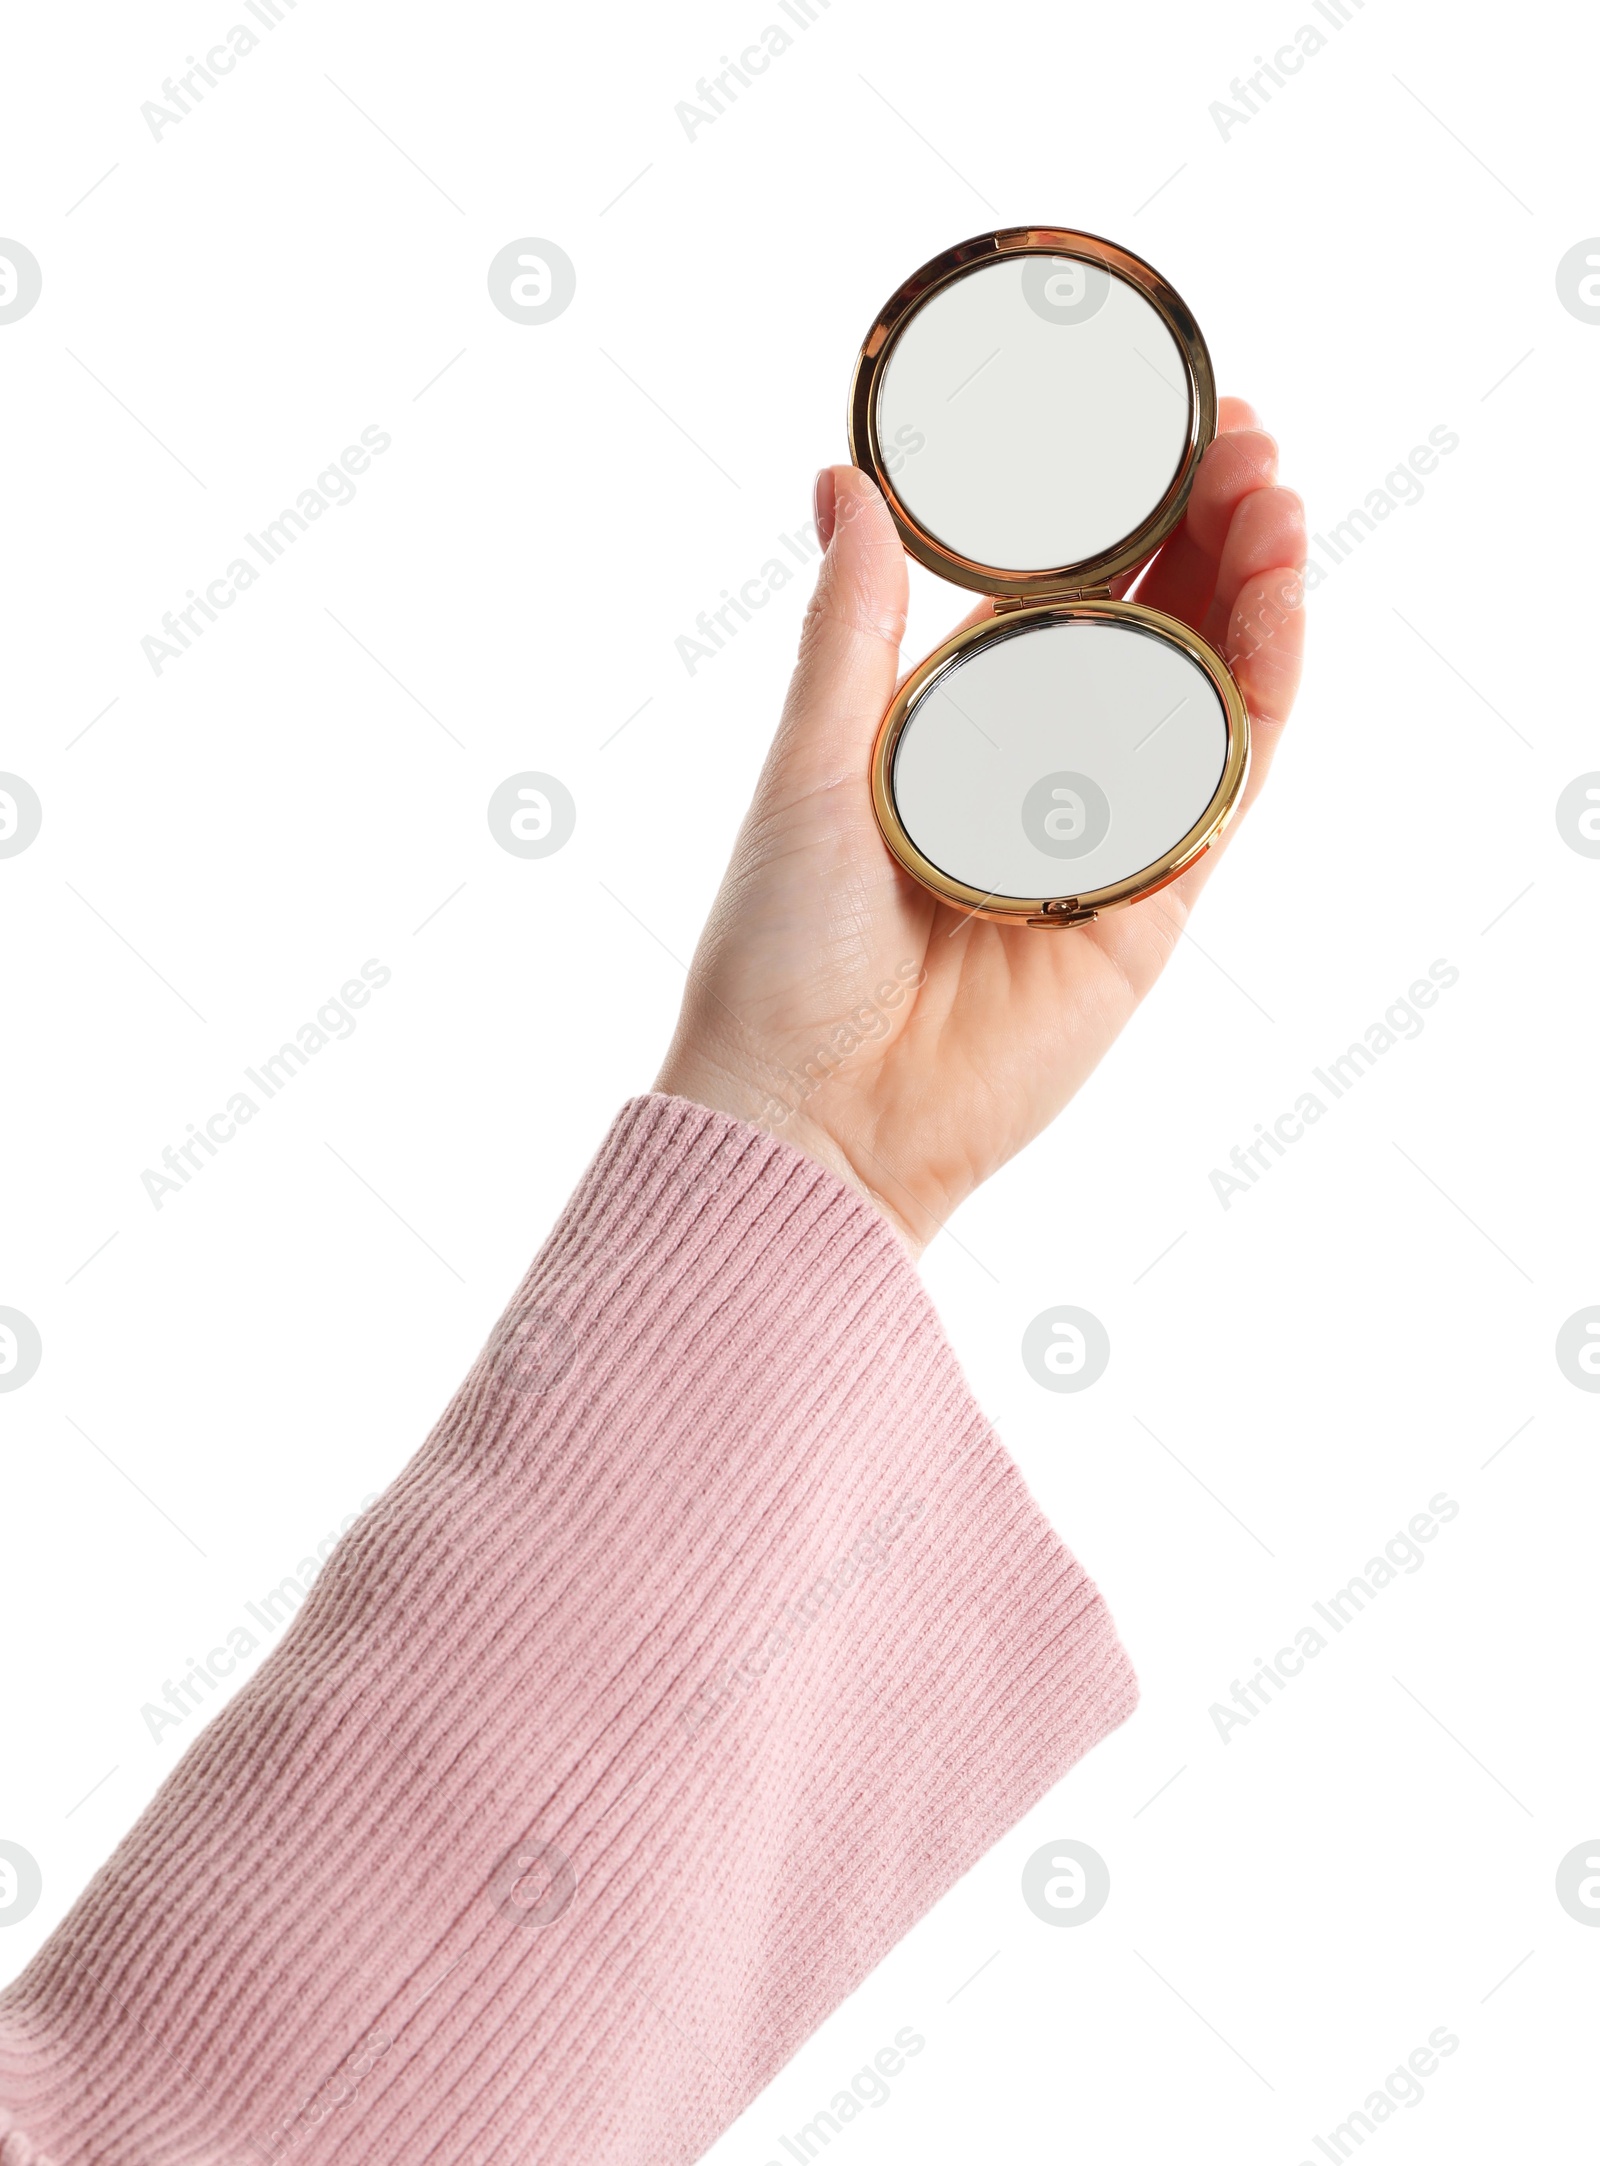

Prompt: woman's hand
[655,400,1307,1255]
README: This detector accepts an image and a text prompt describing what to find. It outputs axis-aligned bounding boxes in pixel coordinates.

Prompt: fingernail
[814,467,837,551]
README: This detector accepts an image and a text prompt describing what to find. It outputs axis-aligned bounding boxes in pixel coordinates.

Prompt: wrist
[650,1052,927,1259]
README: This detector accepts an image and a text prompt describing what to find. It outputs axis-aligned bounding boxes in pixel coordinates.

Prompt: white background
[2,1,1597,2160]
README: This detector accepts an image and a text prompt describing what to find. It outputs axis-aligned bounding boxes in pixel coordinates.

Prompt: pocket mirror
[849,228,1249,926]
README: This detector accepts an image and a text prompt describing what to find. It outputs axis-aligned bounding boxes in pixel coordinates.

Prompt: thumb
[762,465,909,800]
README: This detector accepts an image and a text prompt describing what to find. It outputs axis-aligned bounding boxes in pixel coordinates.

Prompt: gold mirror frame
[848,226,1219,600]
[871,600,1250,925]
[851,227,1248,926]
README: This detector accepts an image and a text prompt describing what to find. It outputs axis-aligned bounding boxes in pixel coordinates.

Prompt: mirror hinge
[993,586,1112,614]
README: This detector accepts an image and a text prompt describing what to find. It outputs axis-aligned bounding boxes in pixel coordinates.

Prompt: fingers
[1183,429,1281,557]
[1200,480,1307,817]
[1139,403,1306,918]
[1227,567,1306,741]
[1131,419,1278,628]
[1203,483,1306,647]
[763,465,909,800]
[806,467,907,644]
[1156,561,1305,930]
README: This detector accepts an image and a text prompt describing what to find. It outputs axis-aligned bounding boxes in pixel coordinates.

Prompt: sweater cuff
[0,1093,1136,2166]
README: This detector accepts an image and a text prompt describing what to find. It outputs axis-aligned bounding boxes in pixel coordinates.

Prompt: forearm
[0,1094,1134,2166]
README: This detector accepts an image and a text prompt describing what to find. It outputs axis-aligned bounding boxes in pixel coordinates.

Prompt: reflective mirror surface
[874,255,1193,576]
[891,617,1228,900]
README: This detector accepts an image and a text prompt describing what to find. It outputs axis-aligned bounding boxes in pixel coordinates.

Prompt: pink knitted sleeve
[0,1094,1136,2166]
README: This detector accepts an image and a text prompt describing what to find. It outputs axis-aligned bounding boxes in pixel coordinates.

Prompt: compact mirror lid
[849,228,1217,600]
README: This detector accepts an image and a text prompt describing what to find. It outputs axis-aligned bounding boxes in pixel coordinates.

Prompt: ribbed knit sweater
[0,1094,1137,2165]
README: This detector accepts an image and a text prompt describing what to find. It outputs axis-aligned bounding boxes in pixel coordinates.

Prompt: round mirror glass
[891,618,1227,901]
[874,255,1193,576]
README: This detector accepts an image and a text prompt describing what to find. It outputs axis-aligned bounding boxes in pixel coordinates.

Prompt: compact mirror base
[870,600,1250,927]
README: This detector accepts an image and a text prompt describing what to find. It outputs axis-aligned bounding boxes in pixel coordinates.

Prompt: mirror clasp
[1026,897,1100,927]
